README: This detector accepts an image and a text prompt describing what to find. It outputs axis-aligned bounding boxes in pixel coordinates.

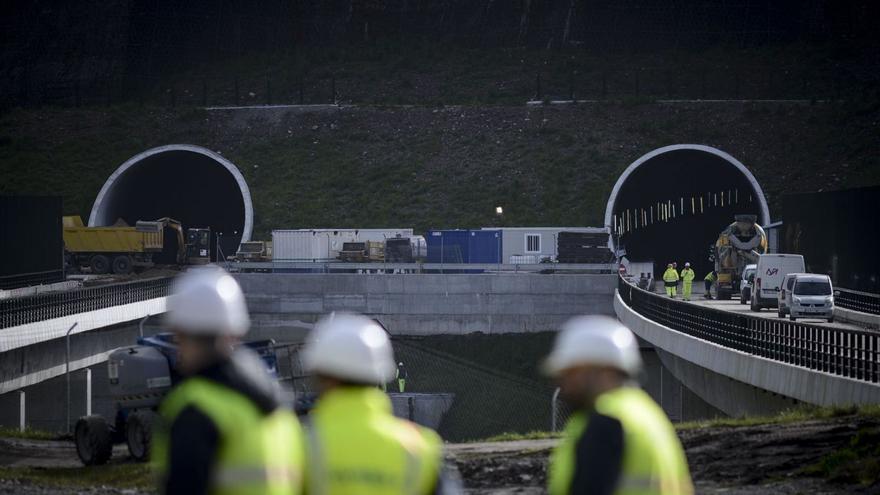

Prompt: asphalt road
[682,296,870,331]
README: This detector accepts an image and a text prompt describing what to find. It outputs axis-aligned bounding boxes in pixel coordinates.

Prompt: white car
[787,274,835,323]
[777,273,805,317]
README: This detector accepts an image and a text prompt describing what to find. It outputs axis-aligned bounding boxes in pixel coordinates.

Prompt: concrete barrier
[615,289,880,411]
[237,273,617,336]
[835,306,880,330]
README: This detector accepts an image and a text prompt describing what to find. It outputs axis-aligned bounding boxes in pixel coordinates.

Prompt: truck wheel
[778,308,784,318]
[126,410,156,462]
[90,255,110,274]
[75,415,113,466]
[790,315,797,322]
[750,298,761,312]
[112,255,133,275]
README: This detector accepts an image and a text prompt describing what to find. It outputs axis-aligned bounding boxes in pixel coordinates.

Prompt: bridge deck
[683,297,872,331]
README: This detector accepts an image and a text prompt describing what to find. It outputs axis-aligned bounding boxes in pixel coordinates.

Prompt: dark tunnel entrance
[606,145,770,279]
[89,145,253,260]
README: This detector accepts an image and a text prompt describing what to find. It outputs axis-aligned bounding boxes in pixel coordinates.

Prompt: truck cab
[186,228,212,264]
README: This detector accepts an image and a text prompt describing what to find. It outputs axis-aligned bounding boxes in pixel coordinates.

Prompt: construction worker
[680,262,695,301]
[662,263,679,298]
[302,313,459,494]
[153,266,303,495]
[704,270,717,299]
[545,316,693,495]
[396,361,408,392]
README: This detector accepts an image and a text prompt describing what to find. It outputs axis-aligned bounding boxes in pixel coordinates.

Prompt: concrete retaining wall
[614,289,880,410]
[236,273,617,337]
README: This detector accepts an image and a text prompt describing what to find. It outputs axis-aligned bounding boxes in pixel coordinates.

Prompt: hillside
[2,99,878,238]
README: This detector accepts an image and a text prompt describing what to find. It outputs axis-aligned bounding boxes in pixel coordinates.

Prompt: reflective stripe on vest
[548,387,693,495]
[152,377,304,495]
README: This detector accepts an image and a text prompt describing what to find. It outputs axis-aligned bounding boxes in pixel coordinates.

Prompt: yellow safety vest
[662,269,679,283]
[305,386,442,495]
[681,269,695,282]
[548,387,693,495]
[152,377,304,495]
[704,272,716,282]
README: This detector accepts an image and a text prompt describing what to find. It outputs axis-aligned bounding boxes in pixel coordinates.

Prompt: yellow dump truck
[63,216,191,274]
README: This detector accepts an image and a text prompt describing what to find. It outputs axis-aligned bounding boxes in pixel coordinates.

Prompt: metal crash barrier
[834,287,880,316]
[0,277,173,329]
[618,276,880,384]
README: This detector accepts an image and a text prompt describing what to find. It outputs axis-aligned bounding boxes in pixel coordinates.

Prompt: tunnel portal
[89,145,253,258]
[606,145,770,279]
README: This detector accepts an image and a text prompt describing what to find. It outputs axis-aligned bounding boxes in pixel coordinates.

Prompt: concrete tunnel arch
[605,144,770,277]
[89,144,253,258]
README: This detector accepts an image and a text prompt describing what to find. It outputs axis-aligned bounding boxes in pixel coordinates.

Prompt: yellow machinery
[714,215,768,299]
[63,216,190,274]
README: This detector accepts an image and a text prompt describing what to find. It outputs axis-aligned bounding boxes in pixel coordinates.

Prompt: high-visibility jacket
[662,268,679,283]
[305,386,442,495]
[680,269,695,283]
[153,377,304,495]
[548,387,693,495]
[704,272,716,282]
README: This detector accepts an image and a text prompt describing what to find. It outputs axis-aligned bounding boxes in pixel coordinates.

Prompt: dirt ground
[1,416,878,494]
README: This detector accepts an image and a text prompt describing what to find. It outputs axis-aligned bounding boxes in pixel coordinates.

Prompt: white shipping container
[272,229,415,261]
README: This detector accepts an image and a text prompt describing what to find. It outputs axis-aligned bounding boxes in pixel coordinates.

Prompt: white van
[787,274,835,323]
[750,254,805,311]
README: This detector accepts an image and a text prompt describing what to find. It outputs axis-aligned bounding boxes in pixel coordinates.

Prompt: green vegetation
[802,427,880,486]
[676,404,880,430]
[0,427,58,441]
[0,463,152,490]
[476,431,562,443]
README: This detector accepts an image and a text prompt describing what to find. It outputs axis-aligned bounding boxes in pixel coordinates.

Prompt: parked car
[751,254,806,311]
[777,272,804,317]
[739,264,757,304]
[787,274,835,323]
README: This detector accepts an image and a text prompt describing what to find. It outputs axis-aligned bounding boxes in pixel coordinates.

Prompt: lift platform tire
[717,289,731,300]
[126,409,156,462]
[90,255,111,275]
[112,255,133,275]
[75,415,113,466]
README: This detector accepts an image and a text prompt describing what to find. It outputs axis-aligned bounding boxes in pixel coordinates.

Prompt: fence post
[551,387,560,432]
[266,78,272,105]
[86,368,92,416]
[19,391,25,432]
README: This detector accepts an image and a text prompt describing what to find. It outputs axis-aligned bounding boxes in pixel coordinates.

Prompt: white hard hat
[543,315,641,377]
[166,266,250,336]
[303,313,395,384]
[685,262,691,267]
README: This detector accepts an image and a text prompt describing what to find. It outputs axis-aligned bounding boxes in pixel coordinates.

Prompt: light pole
[65,322,79,434]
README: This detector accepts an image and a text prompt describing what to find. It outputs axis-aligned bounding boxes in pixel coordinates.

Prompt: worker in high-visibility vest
[545,315,694,495]
[396,362,408,392]
[704,271,717,299]
[153,267,303,495]
[662,264,680,298]
[680,263,696,301]
[301,313,460,494]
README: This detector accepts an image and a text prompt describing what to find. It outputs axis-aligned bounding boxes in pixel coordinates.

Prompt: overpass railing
[618,276,880,384]
[835,287,880,316]
[0,277,173,330]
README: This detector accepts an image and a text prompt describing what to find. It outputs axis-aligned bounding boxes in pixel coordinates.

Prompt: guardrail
[618,276,880,384]
[835,287,880,316]
[229,261,617,273]
[0,277,173,330]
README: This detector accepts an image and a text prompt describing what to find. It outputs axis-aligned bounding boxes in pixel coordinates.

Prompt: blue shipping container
[426,230,502,264]
[426,230,469,263]
[468,230,502,263]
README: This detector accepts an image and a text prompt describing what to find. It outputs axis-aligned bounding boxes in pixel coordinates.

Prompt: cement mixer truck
[713,215,768,300]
